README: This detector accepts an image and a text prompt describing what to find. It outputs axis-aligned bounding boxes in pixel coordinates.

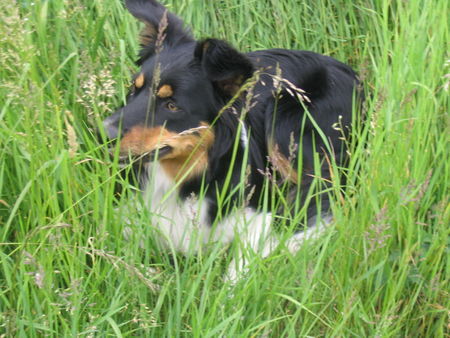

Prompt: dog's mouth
[111,123,214,166]
[116,144,173,165]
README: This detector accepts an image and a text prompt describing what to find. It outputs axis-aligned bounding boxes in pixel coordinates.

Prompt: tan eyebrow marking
[135,73,145,88]
[157,84,174,98]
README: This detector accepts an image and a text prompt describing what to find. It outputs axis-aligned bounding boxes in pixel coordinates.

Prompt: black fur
[104,0,363,226]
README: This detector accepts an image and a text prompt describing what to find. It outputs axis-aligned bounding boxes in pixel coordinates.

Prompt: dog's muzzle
[102,116,120,140]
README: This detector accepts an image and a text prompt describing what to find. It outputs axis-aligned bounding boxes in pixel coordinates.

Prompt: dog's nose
[103,114,123,140]
[102,117,120,140]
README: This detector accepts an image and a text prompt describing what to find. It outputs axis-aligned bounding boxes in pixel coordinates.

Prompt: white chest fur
[143,163,222,253]
[142,162,275,256]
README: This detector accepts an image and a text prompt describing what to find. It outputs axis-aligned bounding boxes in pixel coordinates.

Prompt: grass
[0,0,448,336]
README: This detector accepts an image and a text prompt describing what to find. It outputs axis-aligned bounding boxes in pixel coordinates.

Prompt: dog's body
[103,0,363,276]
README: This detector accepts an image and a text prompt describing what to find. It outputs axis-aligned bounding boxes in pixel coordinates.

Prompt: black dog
[103,0,363,278]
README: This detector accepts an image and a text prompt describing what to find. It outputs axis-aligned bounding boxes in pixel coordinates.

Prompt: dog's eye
[166,101,179,112]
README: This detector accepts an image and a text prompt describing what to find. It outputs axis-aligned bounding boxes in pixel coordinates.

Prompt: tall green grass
[1,0,448,336]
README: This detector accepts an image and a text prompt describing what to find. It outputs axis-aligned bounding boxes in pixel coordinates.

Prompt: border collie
[103,0,363,279]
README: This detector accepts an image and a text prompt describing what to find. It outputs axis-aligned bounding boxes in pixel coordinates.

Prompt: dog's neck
[142,161,207,206]
[142,162,176,208]
[141,162,214,253]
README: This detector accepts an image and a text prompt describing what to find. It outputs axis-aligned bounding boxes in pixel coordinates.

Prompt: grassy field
[1,0,448,336]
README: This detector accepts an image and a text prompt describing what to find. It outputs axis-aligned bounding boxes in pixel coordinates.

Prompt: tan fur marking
[120,126,175,156]
[120,123,215,182]
[157,84,174,98]
[135,73,145,88]
[160,123,215,182]
[268,141,298,184]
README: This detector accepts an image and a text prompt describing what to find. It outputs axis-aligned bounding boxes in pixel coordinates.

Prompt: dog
[103,0,363,279]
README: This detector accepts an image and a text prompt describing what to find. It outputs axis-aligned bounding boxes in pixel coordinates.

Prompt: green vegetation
[0,0,448,336]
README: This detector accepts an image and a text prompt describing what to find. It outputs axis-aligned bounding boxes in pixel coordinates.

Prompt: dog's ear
[125,0,194,64]
[195,39,254,98]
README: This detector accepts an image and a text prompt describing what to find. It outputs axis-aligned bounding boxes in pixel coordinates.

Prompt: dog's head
[103,0,254,179]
